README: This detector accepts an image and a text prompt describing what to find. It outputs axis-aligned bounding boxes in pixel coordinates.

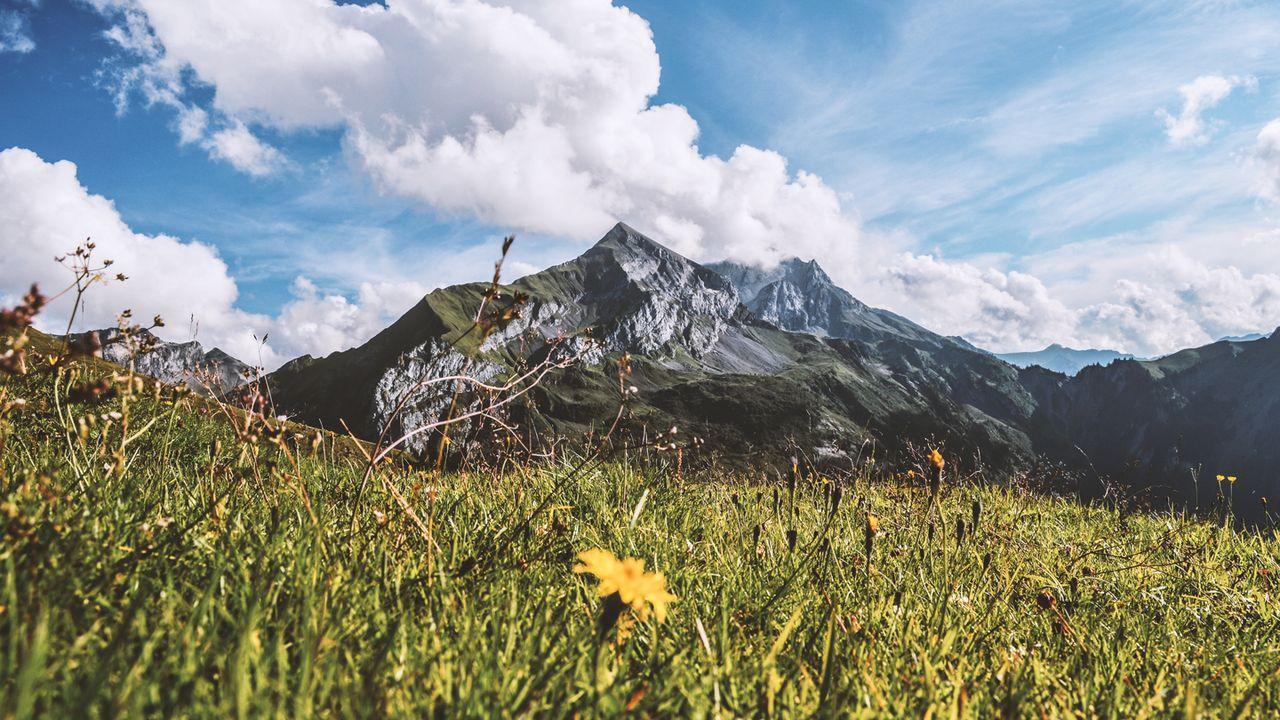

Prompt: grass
[2,356,1280,718]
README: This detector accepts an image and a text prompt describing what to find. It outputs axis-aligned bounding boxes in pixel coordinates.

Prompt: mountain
[69,328,253,395]
[997,344,1133,376]
[1021,334,1280,517]
[705,254,1045,455]
[262,222,1280,515]
[705,257,940,344]
[1218,331,1270,343]
[267,224,1040,468]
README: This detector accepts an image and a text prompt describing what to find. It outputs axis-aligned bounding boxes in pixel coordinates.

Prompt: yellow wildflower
[1216,474,1225,482]
[575,549,676,622]
[1228,476,1238,484]
[865,513,880,536]
[906,469,916,480]
[929,449,945,472]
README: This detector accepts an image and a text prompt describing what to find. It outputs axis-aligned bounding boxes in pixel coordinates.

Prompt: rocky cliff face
[706,258,948,345]
[709,256,1043,454]
[70,328,252,395]
[524,223,744,360]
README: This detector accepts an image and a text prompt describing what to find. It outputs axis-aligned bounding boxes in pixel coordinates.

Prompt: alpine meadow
[4,1,1280,718]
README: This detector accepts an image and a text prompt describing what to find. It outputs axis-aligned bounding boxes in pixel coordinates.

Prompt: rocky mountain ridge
[706,257,940,345]
[1018,335,1280,514]
[68,328,253,395]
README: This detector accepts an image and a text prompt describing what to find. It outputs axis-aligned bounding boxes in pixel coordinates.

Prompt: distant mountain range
[70,223,1280,516]
[67,328,253,395]
[1218,332,1271,343]
[996,331,1274,376]
[996,344,1135,376]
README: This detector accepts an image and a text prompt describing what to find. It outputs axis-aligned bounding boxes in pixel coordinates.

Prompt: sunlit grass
[2,359,1279,718]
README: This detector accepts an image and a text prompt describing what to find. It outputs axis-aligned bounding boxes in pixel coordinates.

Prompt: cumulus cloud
[74,1,1280,359]
[271,276,427,360]
[874,253,1077,351]
[0,146,418,367]
[1156,74,1256,146]
[867,242,1280,356]
[87,0,861,267]
[94,7,288,178]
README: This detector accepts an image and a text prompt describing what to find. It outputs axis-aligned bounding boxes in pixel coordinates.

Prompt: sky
[2,0,1280,367]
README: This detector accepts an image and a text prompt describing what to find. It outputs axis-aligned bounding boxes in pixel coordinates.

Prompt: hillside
[1023,335,1280,516]
[2,347,1278,716]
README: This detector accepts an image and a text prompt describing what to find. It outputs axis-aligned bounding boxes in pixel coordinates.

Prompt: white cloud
[1156,74,1256,146]
[866,237,1280,356]
[89,0,861,268]
[0,7,35,53]
[874,253,1077,351]
[76,0,1280,359]
[1253,118,1280,202]
[204,120,288,177]
[0,147,420,367]
[0,146,252,352]
[94,8,288,178]
[271,276,426,360]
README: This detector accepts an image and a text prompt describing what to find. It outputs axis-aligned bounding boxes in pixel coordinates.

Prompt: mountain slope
[1022,335,1280,515]
[707,256,1042,456]
[997,344,1133,376]
[268,224,1039,468]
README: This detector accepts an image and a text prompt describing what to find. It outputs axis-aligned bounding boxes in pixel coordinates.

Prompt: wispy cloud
[1156,74,1256,146]
[0,2,37,54]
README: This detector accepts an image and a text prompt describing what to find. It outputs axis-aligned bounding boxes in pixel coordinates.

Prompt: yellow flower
[906,469,916,480]
[574,549,676,622]
[1228,476,1238,484]
[929,449,945,472]
[865,513,880,536]
[1216,474,1226,482]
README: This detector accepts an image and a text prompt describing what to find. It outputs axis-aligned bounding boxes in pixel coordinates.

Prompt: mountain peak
[594,221,665,254]
[777,257,833,287]
[706,256,948,345]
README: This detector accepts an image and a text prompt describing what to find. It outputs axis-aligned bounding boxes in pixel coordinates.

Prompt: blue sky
[3,0,1280,364]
